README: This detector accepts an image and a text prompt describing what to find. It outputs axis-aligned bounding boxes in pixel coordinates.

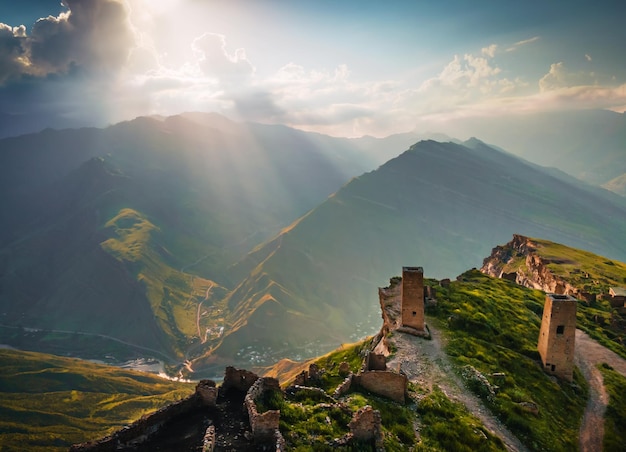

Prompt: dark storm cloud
[0,0,135,83]
[29,0,135,76]
[0,24,28,83]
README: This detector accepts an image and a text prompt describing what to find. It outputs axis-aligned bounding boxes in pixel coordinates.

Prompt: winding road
[196,283,214,343]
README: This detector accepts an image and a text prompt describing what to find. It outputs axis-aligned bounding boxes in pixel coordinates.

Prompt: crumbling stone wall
[201,425,215,452]
[196,379,218,406]
[365,350,387,371]
[333,373,353,398]
[292,363,323,386]
[349,405,384,450]
[353,371,407,404]
[244,377,281,441]
[222,366,259,392]
[70,380,216,451]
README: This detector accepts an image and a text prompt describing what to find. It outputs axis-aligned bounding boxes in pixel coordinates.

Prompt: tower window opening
[556,325,565,334]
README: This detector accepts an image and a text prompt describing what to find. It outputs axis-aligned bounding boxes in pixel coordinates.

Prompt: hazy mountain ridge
[439,109,626,186]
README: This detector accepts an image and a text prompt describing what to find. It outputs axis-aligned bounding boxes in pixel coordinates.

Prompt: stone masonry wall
[349,405,383,450]
[222,366,259,392]
[354,371,407,404]
[70,380,216,452]
[244,377,281,441]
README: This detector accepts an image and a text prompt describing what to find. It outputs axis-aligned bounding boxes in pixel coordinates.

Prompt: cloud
[419,52,507,94]
[539,62,597,92]
[192,33,254,83]
[585,54,592,62]
[0,24,28,83]
[0,0,136,82]
[481,44,497,58]
[506,36,540,52]
[231,90,285,122]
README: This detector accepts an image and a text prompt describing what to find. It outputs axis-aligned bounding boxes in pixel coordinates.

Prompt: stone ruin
[400,266,426,334]
[70,367,284,452]
[244,377,283,443]
[378,267,430,338]
[69,267,439,451]
[537,293,577,381]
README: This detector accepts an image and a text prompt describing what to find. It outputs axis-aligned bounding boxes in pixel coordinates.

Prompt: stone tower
[537,293,577,381]
[401,267,424,331]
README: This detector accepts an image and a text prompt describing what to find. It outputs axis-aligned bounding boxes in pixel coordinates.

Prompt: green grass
[428,270,589,451]
[495,237,626,360]
[0,349,192,452]
[415,386,505,452]
[598,363,626,452]
[272,335,510,451]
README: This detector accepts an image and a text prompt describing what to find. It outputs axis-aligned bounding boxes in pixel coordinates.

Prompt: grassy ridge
[0,349,192,451]
[494,237,626,359]
[428,271,589,451]
[101,207,226,358]
[262,340,504,451]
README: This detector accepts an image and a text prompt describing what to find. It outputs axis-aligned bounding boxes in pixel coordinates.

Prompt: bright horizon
[0,0,625,138]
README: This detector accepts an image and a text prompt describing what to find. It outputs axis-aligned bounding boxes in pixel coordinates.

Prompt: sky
[0,0,625,137]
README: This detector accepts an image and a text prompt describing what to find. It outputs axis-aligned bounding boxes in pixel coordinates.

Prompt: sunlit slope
[0,348,192,452]
[215,139,626,363]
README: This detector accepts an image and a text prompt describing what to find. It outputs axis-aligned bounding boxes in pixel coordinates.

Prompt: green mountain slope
[0,348,191,452]
[204,139,626,370]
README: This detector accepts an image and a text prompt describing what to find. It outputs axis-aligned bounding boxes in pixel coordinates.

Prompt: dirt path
[575,329,626,452]
[387,324,528,452]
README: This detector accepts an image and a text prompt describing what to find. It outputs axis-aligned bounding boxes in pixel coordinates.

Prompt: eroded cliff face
[481,234,578,296]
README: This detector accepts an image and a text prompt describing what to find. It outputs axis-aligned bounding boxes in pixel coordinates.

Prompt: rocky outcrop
[481,234,578,297]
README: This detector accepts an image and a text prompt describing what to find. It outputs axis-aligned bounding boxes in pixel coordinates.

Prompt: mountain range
[2,113,626,376]
[198,137,626,373]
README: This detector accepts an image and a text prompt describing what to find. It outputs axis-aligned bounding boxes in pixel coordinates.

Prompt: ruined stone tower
[401,266,425,331]
[537,293,577,381]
